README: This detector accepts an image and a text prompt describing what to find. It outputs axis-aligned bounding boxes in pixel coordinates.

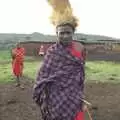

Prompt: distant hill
[0,32,119,50]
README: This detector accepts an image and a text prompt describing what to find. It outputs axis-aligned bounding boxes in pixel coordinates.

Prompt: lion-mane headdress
[47,0,79,29]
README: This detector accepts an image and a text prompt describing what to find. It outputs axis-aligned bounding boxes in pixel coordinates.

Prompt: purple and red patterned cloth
[33,41,85,120]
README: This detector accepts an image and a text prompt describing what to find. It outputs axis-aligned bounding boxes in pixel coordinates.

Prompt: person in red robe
[11,43,25,86]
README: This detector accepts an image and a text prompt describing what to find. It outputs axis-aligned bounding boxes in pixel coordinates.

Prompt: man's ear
[56,28,58,35]
[56,32,59,37]
[56,27,58,34]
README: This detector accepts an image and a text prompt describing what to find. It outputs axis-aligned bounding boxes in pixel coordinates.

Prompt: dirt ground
[0,77,120,120]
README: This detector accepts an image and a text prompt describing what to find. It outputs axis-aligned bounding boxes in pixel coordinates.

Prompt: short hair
[56,23,75,32]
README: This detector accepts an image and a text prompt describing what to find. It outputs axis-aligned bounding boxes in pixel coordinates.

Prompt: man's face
[56,25,74,46]
[16,43,21,48]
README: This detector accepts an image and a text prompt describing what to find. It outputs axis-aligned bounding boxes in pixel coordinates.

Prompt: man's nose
[63,34,69,38]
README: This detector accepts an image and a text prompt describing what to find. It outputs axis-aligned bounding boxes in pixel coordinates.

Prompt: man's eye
[60,32,64,35]
[59,31,72,36]
[66,32,71,34]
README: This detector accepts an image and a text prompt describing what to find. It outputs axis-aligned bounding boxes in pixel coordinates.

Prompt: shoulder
[12,48,16,52]
[72,41,84,51]
[46,43,57,53]
[21,47,25,50]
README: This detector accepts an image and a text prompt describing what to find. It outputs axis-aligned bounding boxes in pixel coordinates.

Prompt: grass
[0,61,41,83]
[0,50,38,62]
[0,50,11,61]
[0,63,14,83]
[0,50,120,84]
[0,50,41,83]
[85,61,120,83]
[24,61,41,79]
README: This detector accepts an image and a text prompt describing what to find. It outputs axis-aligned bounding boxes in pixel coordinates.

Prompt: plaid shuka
[33,42,85,120]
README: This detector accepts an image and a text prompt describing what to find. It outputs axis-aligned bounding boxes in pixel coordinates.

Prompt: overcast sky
[0,0,120,38]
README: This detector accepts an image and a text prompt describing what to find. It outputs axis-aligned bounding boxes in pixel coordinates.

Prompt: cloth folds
[33,42,85,120]
[12,47,25,76]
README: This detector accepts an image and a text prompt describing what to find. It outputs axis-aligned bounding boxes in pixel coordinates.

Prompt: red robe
[68,41,85,60]
[12,47,25,76]
[68,41,85,120]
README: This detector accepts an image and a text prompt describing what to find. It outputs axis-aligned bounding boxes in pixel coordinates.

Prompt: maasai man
[33,0,86,120]
[11,42,25,86]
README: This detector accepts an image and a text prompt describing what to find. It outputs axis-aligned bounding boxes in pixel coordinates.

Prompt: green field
[85,61,120,83]
[0,50,120,83]
[0,50,11,61]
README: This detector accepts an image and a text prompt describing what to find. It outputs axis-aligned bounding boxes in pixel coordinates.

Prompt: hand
[82,104,88,112]
[81,100,92,112]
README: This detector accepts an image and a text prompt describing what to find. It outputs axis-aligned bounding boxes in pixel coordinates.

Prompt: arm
[33,47,55,105]
[11,49,15,60]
